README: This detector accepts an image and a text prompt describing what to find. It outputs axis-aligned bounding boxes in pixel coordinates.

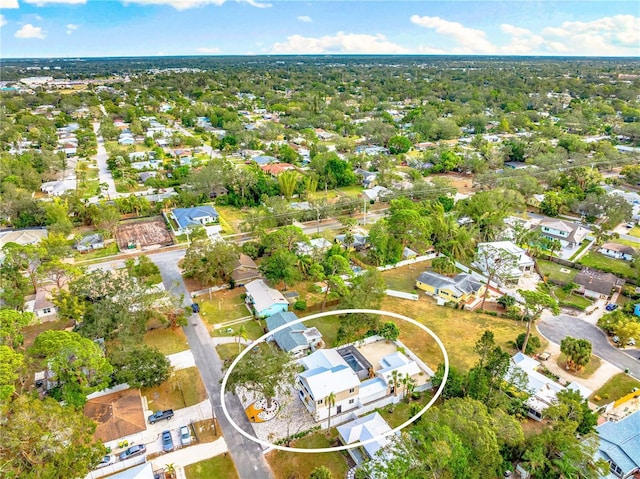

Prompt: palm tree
[278,170,299,200]
[402,373,416,403]
[390,370,400,397]
[325,392,336,434]
[237,325,248,352]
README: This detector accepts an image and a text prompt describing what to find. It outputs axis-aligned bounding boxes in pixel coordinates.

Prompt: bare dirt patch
[115,217,173,250]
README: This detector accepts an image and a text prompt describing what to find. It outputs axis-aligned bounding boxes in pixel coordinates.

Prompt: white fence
[84,456,146,479]
[385,289,419,300]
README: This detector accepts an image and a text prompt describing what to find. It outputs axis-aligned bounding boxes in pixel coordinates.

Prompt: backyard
[578,252,635,279]
[143,327,189,355]
[537,259,579,283]
[185,455,238,479]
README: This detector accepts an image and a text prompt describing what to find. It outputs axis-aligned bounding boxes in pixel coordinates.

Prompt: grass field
[555,353,602,379]
[266,431,349,479]
[143,328,189,355]
[578,252,635,279]
[382,264,426,292]
[381,295,535,371]
[537,259,579,283]
[211,317,264,340]
[199,288,251,326]
[305,314,342,348]
[591,373,640,406]
[628,226,640,238]
[185,455,239,479]
[553,287,593,309]
[377,392,433,428]
[74,242,119,261]
[337,185,364,197]
[143,367,207,411]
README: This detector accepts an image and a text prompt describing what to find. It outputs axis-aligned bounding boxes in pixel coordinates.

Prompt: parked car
[119,444,146,461]
[162,430,174,452]
[613,335,620,344]
[538,352,550,361]
[180,425,192,446]
[627,222,635,228]
[627,338,636,346]
[605,303,618,311]
[96,455,115,469]
[148,409,174,424]
[191,303,200,313]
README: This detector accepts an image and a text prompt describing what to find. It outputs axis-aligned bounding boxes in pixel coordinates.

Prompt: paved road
[92,121,118,199]
[538,313,640,379]
[151,250,274,479]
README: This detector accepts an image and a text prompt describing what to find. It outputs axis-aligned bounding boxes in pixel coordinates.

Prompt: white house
[537,218,588,248]
[295,238,332,257]
[24,289,57,322]
[599,242,636,261]
[473,241,535,282]
[337,412,396,467]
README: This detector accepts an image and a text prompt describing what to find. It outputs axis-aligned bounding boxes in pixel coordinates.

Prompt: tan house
[416,271,485,304]
[231,253,261,286]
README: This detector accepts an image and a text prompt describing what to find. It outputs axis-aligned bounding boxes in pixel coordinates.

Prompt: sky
[0,1,638,58]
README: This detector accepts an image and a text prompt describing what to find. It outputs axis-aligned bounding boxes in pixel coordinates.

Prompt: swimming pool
[343,353,365,372]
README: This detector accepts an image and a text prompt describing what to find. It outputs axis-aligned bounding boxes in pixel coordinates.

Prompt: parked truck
[147,409,174,424]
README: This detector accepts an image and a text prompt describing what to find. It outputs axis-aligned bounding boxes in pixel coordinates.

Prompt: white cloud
[297,15,311,23]
[121,0,270,10]
[0,0,19,8]
[0,15,7,27]
[499,24,545,54]
[197,46,221,54]
[23,0,86,5]
[272,31,408,54]
[66,23,78,34]
[15,23,46,39]
[541,15,640,55]
[410,15,495,53]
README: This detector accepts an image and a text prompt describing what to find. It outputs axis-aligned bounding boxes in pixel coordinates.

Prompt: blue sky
[1,1,638,58]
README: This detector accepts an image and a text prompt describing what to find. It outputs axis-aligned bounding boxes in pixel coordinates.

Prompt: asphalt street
[151,250,275,479]
[538,313,640,379]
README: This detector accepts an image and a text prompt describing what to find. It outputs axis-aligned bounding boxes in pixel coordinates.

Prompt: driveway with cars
[538,313,640,379]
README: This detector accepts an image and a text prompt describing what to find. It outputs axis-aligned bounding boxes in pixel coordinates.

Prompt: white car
[96,455,115,469]
[628,338,636,346]
[180,425,192,446]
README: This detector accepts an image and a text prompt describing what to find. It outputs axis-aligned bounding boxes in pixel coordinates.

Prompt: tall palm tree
[390,370,400,397]
[237,325,248,352]
[325,392,336,434]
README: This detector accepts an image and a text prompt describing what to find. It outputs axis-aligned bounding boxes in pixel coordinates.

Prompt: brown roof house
[574,268,625,300]
[24,288,57,322]
[598,242,636,261]
[231,253,261,286]
[84,389,146,443]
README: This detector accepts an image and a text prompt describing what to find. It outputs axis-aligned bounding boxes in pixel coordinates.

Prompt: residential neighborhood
[1,36,640,479]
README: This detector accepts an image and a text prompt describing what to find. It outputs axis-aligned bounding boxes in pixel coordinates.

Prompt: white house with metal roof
[337,412,396,467]
[473,241,535,282]
[595,410,640,479]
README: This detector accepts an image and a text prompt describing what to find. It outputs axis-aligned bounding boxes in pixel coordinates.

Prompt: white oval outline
[220,308,449,453]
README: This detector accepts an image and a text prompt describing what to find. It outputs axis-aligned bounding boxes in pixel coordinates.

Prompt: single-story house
[244,279,289,318]
[354,168,378,188]
[473,241,535,282]
[296,349,361,421]
[362,185,391,202]
[574,269,624,300]
[537,218,589,248]
[337,412,396,467]
[0,228,47,262]
[75,233,105,253]
[508,352,592,421]
[295,238,332,257]
[231,254,261,285]
[252,155,278,166]
[260,163,295,176]
[402,247,418,260]
[138,171,157,183]
[209,185,228,199]
[594,410,640,479]
[169,206,219,235]
[599,242,636,261]
[265,311,323,357]
[335,233,368,251]
[41,177,76,196]
[416,271,485,304]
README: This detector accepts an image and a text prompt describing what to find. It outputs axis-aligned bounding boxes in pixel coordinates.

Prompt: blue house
[244,279,289,318]
[594,410,640,479]
[265,311,323,357]
[634,304,640,317]
[169,206,218,235]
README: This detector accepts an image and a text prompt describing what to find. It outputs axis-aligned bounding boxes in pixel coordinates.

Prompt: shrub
[293,300,307,311]
[431,256,457,275]
[515,332,541,354]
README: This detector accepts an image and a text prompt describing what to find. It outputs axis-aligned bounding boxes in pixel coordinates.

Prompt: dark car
[119,444,146,461]
[162,430,174,452]
[605,303,618,311]
[191,303,200,313]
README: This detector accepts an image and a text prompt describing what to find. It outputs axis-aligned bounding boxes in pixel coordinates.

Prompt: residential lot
[115,217,174,250]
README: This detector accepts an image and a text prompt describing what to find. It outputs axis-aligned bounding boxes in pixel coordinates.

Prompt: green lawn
[377,392,433,428]
[266,431,349,479]
[73,242,119,261]
[305,315,342,348]
[556,353,601,379]
[569,240,591,261]
[628,226,640,238]
[591,373,640,406]
[199,289,251,326]
[143,328,189,355]
[610,238,640,249]
[337,185,364,197]
[185,455,239,479]
[537,259,579,283]
[578,252,635,279]
[143,367,207,411]
[553,287,593,310]
[382,265,426,292]
[215,343,241,362]
[211,318,264,340]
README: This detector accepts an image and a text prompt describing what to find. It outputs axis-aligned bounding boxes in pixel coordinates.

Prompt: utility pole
[363,197,367,226]
[316,208,320,234]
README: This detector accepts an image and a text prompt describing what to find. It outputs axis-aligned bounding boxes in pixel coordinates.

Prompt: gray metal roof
[265,311,308,352]
[596,410,640,476]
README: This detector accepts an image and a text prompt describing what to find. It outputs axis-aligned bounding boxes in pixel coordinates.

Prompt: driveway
[92,122,118,199]
[151,250,274,479]
[538,313,640,379]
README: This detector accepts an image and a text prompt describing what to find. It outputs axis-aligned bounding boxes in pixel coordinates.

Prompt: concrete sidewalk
[151,437,228,479]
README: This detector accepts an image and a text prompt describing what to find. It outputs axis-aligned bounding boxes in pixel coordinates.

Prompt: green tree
[325,391,336,433]
[518,290,559,355]
[387,135,412,155]
[474,244,519,309]
[277,170,299,200]
[0,395,107,479]
[29,330,113,406]
[309,465,333,479]
[227,343,297,410]
[181,239,239,287]
[108,344,172,389]
[560,337,592,372]
[0,309,34,349]
[0,345,24,402]
[260,249,301,287]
